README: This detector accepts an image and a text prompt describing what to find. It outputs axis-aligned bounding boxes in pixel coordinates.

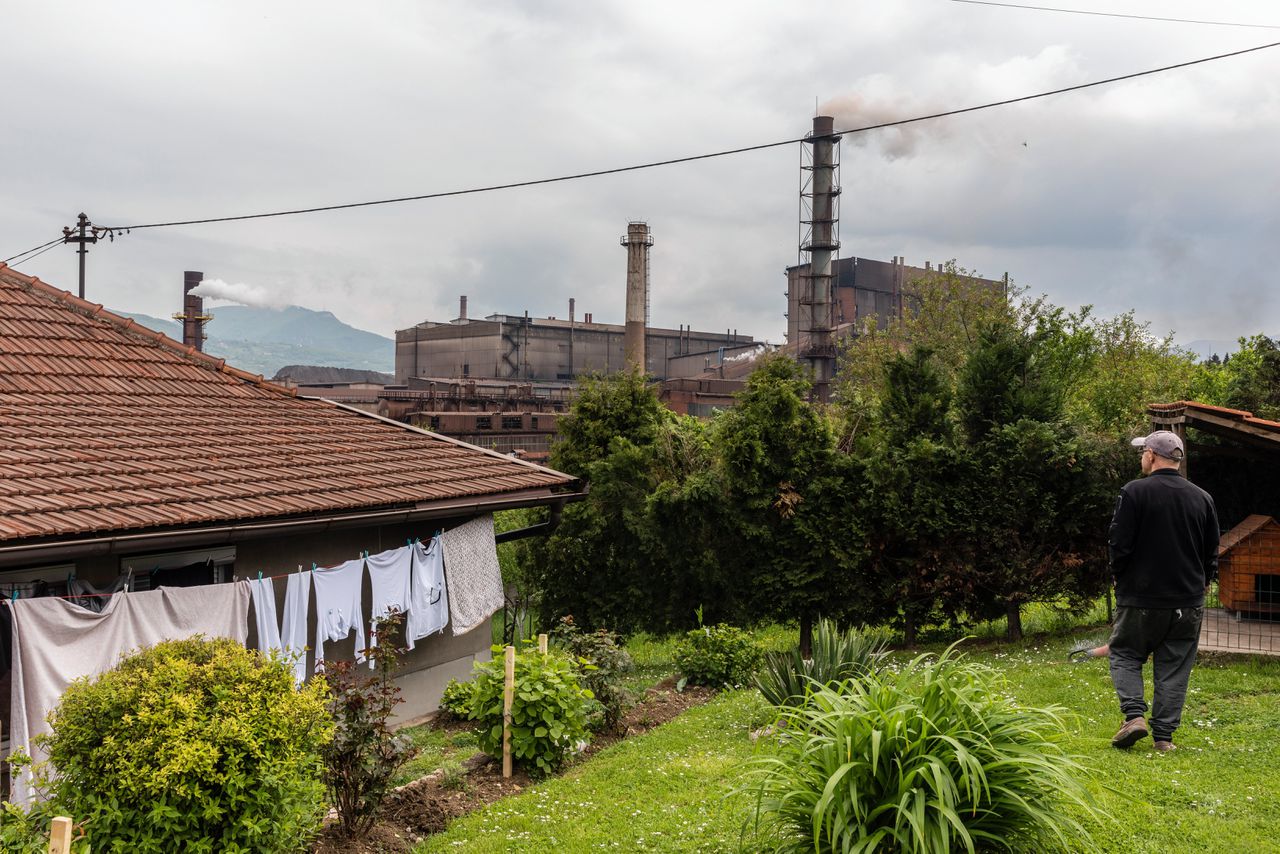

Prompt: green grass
[410,622,1280,853]
[392,724,479,788]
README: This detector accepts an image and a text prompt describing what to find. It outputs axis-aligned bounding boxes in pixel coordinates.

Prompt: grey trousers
[1108,605,1203,742]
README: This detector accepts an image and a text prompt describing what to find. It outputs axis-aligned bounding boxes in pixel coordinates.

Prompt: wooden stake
[47,816,73,854]
[537,633,548,655]
[502,644,515,778]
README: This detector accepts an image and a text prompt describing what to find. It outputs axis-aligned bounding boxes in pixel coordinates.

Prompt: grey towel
[441,515,505,636]
[6,582,250,804]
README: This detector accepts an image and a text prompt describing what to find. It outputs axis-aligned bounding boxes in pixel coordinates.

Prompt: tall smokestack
[799,115,842,400]
[178,270,206,351]
[459,295,468,322]
[620,221,653,374]
[569,298,575,323]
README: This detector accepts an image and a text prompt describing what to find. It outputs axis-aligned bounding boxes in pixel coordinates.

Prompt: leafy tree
[954,323,1116,639]
[716,354,865,655]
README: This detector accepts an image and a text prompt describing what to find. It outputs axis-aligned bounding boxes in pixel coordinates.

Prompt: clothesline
[232,532,441,583]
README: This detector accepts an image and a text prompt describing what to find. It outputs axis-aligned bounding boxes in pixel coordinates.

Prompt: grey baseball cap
[1131,430,1184,460]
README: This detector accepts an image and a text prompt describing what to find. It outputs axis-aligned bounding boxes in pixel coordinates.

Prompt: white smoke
[190,278,288,308]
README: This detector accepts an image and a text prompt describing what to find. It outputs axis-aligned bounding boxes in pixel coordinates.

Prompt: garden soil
[311,680,716,852]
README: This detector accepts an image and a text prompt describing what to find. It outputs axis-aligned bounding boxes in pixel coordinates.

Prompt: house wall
[5,514,496,726]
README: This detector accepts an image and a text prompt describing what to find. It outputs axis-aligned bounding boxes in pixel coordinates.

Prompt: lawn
[413,625,1280,853]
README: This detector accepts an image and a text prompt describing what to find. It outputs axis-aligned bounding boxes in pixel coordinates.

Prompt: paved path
[1200,607,1280,655]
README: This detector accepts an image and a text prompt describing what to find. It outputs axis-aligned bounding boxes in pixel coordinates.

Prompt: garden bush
[550,615,634,733]
[754,618,890,708]
[320,611,418,841]
[467,643,593,776]
[747,645,1104,853]
[42,636,332,854]
[437,677,473,721]
[675,622,762,688]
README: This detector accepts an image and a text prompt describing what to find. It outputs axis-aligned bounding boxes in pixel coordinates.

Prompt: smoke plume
[820,92,952,160]
[190,278,287,308]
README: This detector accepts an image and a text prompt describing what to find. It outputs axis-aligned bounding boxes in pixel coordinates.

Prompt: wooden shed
[1218,515,1280,614]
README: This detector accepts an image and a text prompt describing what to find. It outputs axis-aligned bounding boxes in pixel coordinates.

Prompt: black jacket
[1109,468,1219,608]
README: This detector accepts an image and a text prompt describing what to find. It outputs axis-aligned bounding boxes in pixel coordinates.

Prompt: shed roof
[0,264,575,544]
[1219,514,1278,556]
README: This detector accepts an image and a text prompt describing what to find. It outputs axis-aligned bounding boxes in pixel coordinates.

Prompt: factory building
[394,301,754,385]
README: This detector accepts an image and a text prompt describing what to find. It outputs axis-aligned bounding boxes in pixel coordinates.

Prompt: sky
[2,1,1278,348]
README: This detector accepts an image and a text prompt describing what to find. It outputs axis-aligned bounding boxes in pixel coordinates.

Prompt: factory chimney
[569,298,575,323]
[620,221,653,374]
[173,270,208,351]
[798,115,842,400]
[458,295,468,322]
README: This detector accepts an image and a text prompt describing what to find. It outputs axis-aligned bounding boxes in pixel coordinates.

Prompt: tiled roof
[1149,401,1280,434]
[0,265,575,543]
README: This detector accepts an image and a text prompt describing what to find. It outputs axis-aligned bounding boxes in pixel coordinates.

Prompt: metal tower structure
[797,115,842,400]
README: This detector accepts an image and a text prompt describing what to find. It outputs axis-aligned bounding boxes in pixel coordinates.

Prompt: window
[120,546,236,590]
[531,416,539,429]
[475,415,492,430]
[501,415,523,430]
[428,415,441,431]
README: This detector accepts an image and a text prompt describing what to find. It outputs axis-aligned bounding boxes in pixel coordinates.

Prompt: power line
[951,0,1280,30]
[2,236,64,266]
[7,241,64,267]
[63,37,1274,233]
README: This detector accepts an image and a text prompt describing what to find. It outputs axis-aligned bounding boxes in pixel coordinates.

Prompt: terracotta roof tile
[0,265,575,542]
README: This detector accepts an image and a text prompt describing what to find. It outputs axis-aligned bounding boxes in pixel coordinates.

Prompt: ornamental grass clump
[42,637,332,854]
[747,646,1105,854]
[755,619,890,709]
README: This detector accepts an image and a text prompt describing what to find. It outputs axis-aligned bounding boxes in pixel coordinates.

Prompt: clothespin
[10,590,17,602]
[406,538,413,547]
[311,563,318,572]
[257,571,263,581]
[297,564,304,574]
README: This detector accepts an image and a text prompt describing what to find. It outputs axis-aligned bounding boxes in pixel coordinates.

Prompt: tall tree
[716,354,864,656]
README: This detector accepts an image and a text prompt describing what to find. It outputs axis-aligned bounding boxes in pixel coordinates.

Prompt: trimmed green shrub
[754,618,890,708]
[320,611,418,841]
[675,622,762,688]
[437,677,473,721]
[747,646,1105,853]
[467,643,593,776]
[42,636,332,854]
[550,615,634,733]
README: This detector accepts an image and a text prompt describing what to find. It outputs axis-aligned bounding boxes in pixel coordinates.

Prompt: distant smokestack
[459,295,468,321]
[620,221,653,374]
[569,298,575,323]
[799,115,842,400]
[178,270,206,351]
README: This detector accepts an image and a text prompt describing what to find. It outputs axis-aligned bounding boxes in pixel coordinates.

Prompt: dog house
[1217,515,1280,615]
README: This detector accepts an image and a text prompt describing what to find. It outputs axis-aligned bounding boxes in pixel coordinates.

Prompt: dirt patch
[310,680,717,851]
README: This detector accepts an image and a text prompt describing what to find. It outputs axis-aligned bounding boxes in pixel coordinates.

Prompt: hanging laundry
[249,576,281,654]
[440,515,504,636]
[67,571,132,614]
[6,582,251,805]
[312,558,366,667]
[409,536,449,642]
[280,571,312,687]
[366,546,412,663]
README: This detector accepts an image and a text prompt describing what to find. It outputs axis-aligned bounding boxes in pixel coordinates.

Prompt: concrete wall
[5,515,495,726]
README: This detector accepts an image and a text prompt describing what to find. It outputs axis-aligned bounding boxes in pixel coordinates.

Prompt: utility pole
[62,213,99,300]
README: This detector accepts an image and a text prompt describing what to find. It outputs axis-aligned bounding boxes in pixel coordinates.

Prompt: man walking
[1107,430,1219,753]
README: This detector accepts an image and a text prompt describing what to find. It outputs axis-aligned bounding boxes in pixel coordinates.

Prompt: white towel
[312,558,366,666]
[250,576,281,653]
[366,545,413,664]
[409,536,449,641]
[441,515,505,636]
[280,570,312,686]
[6,582,251,805]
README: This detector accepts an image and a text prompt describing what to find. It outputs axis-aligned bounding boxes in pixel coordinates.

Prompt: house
[1217,515,1280,615]
[0,263,581,724]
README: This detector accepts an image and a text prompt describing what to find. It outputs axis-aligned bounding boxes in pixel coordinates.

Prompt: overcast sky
[3,1,1277,347]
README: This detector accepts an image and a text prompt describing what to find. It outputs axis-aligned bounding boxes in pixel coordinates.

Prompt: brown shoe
[1153,740,1177,753]
[1111,717,1149,749]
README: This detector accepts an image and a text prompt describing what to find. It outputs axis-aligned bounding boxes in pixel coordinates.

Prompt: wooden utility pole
[502,645,515,778]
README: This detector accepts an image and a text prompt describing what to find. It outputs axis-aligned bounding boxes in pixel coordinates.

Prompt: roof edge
[0,263,297,398]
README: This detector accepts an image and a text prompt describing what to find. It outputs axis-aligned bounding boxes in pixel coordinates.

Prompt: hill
[116,305,394,377]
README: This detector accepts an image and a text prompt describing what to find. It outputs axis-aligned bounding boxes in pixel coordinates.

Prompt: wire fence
[1202,530,1280,655]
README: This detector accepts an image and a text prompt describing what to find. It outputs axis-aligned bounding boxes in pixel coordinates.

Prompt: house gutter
[0,489,584,569]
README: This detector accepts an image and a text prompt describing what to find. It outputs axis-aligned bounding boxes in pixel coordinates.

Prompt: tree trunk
[903,612,917,647]
[799,612,813,659]
[1006,600,1023,641]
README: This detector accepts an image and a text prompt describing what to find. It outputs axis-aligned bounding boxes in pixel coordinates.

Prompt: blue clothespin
[257,571,263,581]
[311,563,318,571]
